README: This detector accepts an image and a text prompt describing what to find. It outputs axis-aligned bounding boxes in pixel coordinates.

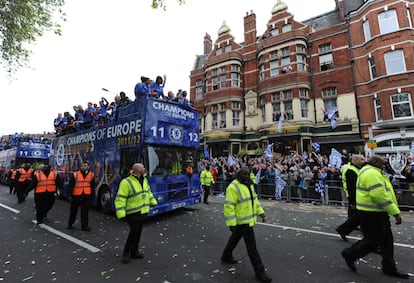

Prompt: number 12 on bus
[50,96,201,215]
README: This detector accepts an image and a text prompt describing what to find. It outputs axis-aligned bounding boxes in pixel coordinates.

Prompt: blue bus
[49,96,201,215]
[0,141,51,184]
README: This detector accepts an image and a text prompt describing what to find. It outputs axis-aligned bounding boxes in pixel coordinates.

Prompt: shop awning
[313,134,363,144]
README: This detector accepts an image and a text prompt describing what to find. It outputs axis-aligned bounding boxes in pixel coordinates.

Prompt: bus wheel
[98,187,112,214]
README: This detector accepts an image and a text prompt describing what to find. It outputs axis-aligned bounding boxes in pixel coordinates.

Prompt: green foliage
[237,148,248,157]
[0,0,66,74]
[151,0,186,10]
[254,148,264,156]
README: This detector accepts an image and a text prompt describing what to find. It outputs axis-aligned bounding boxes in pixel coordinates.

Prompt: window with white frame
[225,45,232,52]
[195,80,203,100]
[212,69,218,76]
[270,59,279,77]
[216,48,222,56]
[270,51,278,60]
[322,87,337,98]
[231,64,240,72]
[219,66,226,74]
[374,97,382,121]
[232,101,240,109]
[368,56,377,79]
[300,99,309,118]
[363,20,371,41]
[270,28,279,37]
[272,102,281,121]
[231,72,240,87]
[391,93,412,118]
[232,110,240,126]
[212,113,218,129]
[282,23,292,33]
[319,43,333,71]
[378,9,399,34]
[260,97,266,122]
[284,100,293,120]
[220,103,226,111]
[296,44,306,53]
[297,54,306,71]
[220,74,226,88]
[220,111,226,128]
[407,8,413,28]
[272,92,281,101]
[212,104,218,112]
[283,89,293,100]
[322,87,337,110]
[384,49,406,75]
[212,76,218,91]
[299,88,308,98]
[281,47,290,56]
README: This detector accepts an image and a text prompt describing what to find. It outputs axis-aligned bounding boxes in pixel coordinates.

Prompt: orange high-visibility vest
[17,168,34,182]
[34,171,57,193]
[10,169,17,180]
[72,171,94,196]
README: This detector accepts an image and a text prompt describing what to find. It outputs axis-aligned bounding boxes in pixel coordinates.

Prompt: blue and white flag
[255,167,262,184]
[329,148,342,168]
[227,154,235,166]
[328,107,338,130]
[204,143,210,160]
[277,114,283,133]
[312,142,320,152]
[264,143,273,160]
[275,177,287,200]
[303,151,308,160]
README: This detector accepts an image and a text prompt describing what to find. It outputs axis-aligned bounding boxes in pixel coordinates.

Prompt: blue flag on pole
[312,142,320,152]
[204,143,210,160]
[264,143,273,160]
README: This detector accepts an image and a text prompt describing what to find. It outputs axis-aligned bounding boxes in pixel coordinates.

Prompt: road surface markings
[0,202,20,214]
[258,222,414,249]
[32,220,102,253]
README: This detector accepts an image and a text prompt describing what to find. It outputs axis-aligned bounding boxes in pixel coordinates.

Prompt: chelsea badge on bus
[169,126,184,142]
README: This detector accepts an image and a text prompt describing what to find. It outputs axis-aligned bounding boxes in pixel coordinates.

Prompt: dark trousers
[9,181,15,194]
[123,213,147,255]
[337,206,360,235]
[203,185,211,203]
[68,195,92,228]
[342,211,397,272]
[221,224,265,274]
[35,192,56,222]
[15,181,29,203]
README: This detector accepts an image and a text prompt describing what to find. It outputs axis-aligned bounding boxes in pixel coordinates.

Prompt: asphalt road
[0,185,413,283]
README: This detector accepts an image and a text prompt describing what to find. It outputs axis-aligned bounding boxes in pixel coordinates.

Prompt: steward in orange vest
[66,161,98,231]
[28,164,63,224]
[14,163,34,203]
[7,168,17,194]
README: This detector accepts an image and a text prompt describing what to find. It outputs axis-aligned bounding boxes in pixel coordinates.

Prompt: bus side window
[120,149,139,179]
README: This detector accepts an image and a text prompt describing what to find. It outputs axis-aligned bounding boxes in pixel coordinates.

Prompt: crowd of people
[0,133,51,150]
[53,75,193,136]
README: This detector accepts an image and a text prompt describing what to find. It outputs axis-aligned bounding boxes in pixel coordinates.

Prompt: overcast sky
[0,0,336,136]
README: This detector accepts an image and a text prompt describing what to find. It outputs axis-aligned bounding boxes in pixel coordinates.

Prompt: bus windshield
[143,146,196,177]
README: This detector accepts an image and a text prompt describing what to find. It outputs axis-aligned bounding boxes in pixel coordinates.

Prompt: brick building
[190,0,414,157]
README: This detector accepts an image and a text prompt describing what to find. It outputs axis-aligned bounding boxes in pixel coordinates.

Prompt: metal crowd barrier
[211,180,414,211]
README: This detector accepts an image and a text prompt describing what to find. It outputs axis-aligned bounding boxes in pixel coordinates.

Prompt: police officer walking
[7,167,17,194]
[341,155,408,279]
[221,167,272,283]
[66,161,98,231]
[28,164,63,224]
[15,163,34,203]
[200,164,214,204]
[336,154,366,241]
[115,163,157,264]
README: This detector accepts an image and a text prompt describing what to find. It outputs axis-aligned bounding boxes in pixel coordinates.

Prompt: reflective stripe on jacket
[114,175,157,219]
[224,179,264,227]
[341,163,359,197]
[200,169,214,186]
[34,171,57,193]
[17,168,34,182]
[72,171,94,196]
[356,164,400,216]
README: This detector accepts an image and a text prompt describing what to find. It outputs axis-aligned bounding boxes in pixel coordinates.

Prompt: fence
[211,179,414,211]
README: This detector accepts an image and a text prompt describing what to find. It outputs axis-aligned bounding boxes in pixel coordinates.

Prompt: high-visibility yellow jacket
[250,172,257,185]
[200,169,214,186]
[356,164,400,216]
[224,179,264,227]
[341,162,360,198]
[115,175,157,219]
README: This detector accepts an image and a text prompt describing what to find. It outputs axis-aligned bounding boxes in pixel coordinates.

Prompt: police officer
[221,167,272,283]
[200,164,214,204]
[28,164,63,224]
[115,163,157,264]
[15,163,34,203]
[336,154,366,241]
[341,155,408,279]
[7,167,17,194]
[66,161,98,231]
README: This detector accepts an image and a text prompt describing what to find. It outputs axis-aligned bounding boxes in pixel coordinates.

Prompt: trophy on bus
[388,152,407,179]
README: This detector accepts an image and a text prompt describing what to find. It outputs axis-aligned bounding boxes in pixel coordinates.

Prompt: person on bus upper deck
[165,91,175,102]
[118,92,132,108]
[115,163,157,264]
[134,76,151,98]
[28,164,63,224]
[81,102,96,130]
[66,161,98,231]
[53,113,66,136]
[151,75,166,99]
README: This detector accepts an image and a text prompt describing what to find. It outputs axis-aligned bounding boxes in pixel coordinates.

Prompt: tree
[0,0,66,74]
[151,0,185,10]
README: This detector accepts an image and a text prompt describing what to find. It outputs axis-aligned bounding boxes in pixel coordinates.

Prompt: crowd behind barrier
[200,151,414,211]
